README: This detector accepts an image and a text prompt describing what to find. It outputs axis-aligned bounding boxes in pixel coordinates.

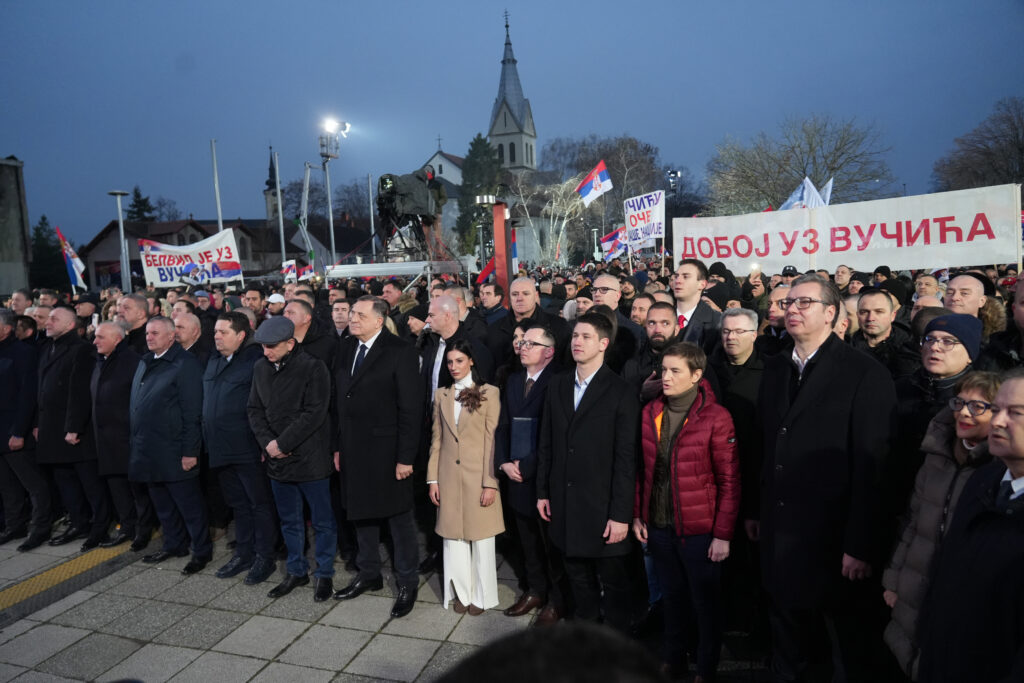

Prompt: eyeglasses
[778,297,827,310]
[514,340,551,350]
[592,286,619,294]
[949,397,993,417]
[921,335,962,349]
[721,329,757,338]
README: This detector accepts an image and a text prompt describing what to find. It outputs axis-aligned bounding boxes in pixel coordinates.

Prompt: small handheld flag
[575,160,613,207]
[56,226,86,289]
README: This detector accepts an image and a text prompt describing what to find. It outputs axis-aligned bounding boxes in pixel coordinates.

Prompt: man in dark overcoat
[205,312,278,585]
[38,306,109,550]
[248,316,336,601]
[536,312,640,631]
[129,316,212,573]
[90,321,155,551]
[495,322,566,625]
[0,308,51,550]
[486,277,570,369]
[332,296,424,618]
[755,274,897,682]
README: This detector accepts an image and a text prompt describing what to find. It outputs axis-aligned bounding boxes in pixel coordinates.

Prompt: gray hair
[721,307,758,329]
[0,308,14,327]
[96,321,126,339]
[433,295,460,317]
[146,316,175,333]
[356,295,388,320]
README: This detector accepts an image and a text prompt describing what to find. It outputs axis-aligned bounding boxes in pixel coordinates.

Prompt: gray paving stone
[211,615,308,659]
[50,593,144,631]
[331,675,392,683]
[495,558,517,580]
[382,602,461,640]
[23,591,96,623]
[98,643,203,683]
[0,663,25,683]
[495,578,520,611]
[167,651,267,683]
[417,575,443,604]
[344,634,439,682]
[0,553,57,580]
[157,574,232,606]
[0,624,88,667]
[417,642,479,682]
[9,672,80,683]
[99,600,194,640]
[319,596,393,632]
[0,620,37,646]
[447,608,529,646]
[107,566,186,598]
[87,565,144,593]
[35,632,141,680]
[278,625,370,671]
[259,586,335,623]
[251,662,334,682]
[153,608,249,649]
[206,581,276,614]
[34,634,140,679]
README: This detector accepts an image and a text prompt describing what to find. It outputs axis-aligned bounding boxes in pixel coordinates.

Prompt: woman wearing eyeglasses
[881,370,1000,680]
[427,339,504,615]
[890,314,984,521]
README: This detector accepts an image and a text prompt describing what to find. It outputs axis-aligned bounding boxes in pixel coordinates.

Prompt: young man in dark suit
[536,312,640,631]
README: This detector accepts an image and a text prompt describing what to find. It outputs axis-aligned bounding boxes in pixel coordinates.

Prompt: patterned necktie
[352,344,367,375]
[524,378,535,399]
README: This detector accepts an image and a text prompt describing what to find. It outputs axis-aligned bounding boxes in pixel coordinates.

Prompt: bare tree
[506,170,586,264]
[932,96,1024,196]
[153,197,181,222]
[706,115,897,216]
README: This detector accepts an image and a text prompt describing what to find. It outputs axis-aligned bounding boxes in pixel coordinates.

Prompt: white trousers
[443,536,498,610]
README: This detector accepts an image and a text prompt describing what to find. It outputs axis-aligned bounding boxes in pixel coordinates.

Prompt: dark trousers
[200,453,231,528]
[51,461,110,538]
[148,478,212,558]
[105,476,157,537]
[329,471,358,561]
[513,511,567,611]
[563,553,632,631]
[270,478,336,579]
[0,450,52,533]
[220,463,277,561]
[353,509,419,589]
[647,528,723,677]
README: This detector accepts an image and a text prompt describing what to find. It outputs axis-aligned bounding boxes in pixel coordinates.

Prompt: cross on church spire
[504,9,510,38]
[436,134,442,150]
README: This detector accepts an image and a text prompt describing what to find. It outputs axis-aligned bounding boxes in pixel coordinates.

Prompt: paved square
[98,644,202,683]
[35,632,141,680]
[278,624,370,672]
[212,614,309,659]
[0,624,89,668]
[167,651,268,683]
[344,633,440,682]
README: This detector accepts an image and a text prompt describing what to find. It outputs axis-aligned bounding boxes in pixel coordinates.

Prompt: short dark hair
[857,288,894,312]
[791,273,842,328]
[575,311,614,341]
[244,285,265,299]
[678,258,709,281]
[216,311,251,340]
[285,299,314,317]
[174,300,197,315]
[15,315,35,333]
[647,301,676,317]
[633,293,656,306]
[523,323,556,348]
[661,341,707,373]
[481,282,504,298]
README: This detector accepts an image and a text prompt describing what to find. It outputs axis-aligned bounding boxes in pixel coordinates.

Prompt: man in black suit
[486,277,570,369]
[755,274,897,682]
[332,296,425,618]
[671,259,721,354]
[496,323,566,625]
[537,312,640,631]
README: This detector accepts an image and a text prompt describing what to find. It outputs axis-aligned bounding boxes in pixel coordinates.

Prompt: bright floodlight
[323,118,339,134]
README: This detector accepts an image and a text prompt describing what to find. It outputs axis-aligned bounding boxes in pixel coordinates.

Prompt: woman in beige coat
[428,339,504,614]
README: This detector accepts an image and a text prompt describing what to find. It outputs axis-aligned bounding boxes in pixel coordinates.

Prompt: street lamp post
[319,118,350,267]
[591,227,600,262]
[108,190,131,292]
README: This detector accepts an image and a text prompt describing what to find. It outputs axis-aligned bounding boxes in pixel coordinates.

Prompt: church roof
[489,19,535,137]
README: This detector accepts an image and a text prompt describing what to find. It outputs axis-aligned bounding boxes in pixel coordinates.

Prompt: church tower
[488,15,537,172]
[263,146,280,226]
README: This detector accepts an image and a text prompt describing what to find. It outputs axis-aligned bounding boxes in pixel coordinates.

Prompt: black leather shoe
[48,526,88,546]
[313,577,333,602]
[80,535,109,552]
[244,556,277,585]
[130,534,152,552]
[333,575,384,600]
[391,585,417,618]
[267,573,309,598]
[0,527,27,545]
[418,550,440,574]
[215,555,253,578]
[181,556,211,575]
[142,549,189,564]
[99,531,131,548]
[16,531,49,552]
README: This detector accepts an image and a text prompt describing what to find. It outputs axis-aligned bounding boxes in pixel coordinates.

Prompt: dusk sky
[3,0,1022,246]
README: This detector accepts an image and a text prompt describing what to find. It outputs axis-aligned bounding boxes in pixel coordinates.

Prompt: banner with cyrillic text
[138,230,243,285]
[672,184,1022,274]
[624,191,665,246]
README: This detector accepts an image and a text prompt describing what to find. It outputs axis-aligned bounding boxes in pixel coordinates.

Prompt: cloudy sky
[3,0,1021,245]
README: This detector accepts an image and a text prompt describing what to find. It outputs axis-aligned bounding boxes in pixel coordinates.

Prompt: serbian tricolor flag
[281,260,297,282]
[600,226,627,261]
[297,263,314,281]
[575,160,613,207]
[475,229,518,283]
[56,226,87,289]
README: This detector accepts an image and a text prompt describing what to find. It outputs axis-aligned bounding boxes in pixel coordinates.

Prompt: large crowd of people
[2,255,1023,683]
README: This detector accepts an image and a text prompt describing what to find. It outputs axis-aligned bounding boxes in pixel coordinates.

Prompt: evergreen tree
[29,214,67,289]
[455,134,502,254]
[125,185,158,221]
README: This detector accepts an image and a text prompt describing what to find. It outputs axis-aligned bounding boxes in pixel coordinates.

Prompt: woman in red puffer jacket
[633,342,740,682]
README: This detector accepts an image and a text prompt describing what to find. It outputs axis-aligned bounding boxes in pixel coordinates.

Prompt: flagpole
[211,139,225,233]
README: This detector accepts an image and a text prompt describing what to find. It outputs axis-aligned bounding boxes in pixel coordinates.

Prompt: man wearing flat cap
[248,316,337,602]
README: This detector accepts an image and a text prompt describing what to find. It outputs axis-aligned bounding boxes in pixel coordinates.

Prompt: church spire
[265,145,276,192]
[489,13,534,137]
